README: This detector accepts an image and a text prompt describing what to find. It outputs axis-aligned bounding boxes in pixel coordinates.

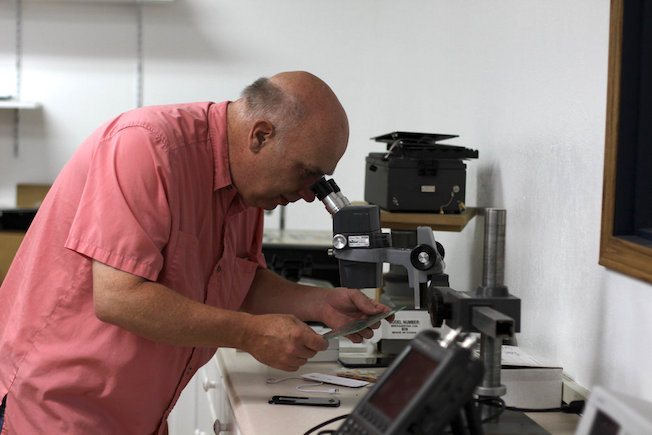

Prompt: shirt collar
[208,101,235,192]
[208,101,248,213]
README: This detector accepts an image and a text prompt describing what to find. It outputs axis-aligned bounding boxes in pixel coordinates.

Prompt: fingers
[245,314,328,372]
[348,289,392,316]
[320,288,397,346]
[284,323,329,371]
[344,331,369,343]
[344,320,380,343]
[272,338,325,372]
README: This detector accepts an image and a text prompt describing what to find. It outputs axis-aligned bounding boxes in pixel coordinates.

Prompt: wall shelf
[0,99,40,110]
[26,0,173,3]
[380,207,478,232]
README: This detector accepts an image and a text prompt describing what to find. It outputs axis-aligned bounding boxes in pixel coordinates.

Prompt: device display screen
[589,410,620,435]
[368,348,439,420]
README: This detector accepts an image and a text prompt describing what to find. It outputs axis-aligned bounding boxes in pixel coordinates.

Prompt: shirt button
[226,185,233,190]
[216,265,221,273]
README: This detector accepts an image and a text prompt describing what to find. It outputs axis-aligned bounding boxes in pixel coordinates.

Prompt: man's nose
[297,187,316,203]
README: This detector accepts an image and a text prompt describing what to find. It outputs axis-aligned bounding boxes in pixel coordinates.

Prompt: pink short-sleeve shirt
[0,101,266,434]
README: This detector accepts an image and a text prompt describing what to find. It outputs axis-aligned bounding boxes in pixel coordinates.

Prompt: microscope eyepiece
[310,177,334,201]
[327,179,341,193]
[311,177,350,215]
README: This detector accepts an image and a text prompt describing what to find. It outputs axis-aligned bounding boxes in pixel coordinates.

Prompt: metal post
[474,208,509,400]
[479,208,507,296]
[476,334,506,397]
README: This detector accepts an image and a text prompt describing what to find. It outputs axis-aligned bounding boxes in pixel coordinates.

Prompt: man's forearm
[93,260,253,348]
[93,261,332,371]
[239,267,329,321]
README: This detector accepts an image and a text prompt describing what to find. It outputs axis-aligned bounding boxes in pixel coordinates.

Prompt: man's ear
[249,120,275,153]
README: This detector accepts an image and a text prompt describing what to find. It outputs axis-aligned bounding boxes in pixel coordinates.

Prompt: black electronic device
[364,131,478,213]
[268,395,340,407]
[335,329,484,435]
[262,230,340,286]
[0,208,38,231]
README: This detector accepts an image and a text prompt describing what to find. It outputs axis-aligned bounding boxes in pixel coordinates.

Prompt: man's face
[241,131,346,210]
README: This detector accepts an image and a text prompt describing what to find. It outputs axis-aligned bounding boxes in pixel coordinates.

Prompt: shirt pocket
[159,230,203,302]
[205,256,260,310]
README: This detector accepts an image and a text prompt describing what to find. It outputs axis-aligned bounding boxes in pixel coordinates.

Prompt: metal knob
[202,379,217,391]
[333,234,347,249]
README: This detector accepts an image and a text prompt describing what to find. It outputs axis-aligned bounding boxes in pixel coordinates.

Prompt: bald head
[268,71,342,117]
[240,71,348,143]
[229,71,349,210]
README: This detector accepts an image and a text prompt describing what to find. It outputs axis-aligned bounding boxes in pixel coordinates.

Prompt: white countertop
[215,348,580,435]
[216,348,369,434]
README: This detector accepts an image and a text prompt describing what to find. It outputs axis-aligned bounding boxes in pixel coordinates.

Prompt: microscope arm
[334,247,425,308]
[333,226,444,309]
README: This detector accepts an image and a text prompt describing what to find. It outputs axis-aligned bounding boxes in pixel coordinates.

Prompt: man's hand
[319,288,394,343]
[240,268,393,362]
[242,314,328,371]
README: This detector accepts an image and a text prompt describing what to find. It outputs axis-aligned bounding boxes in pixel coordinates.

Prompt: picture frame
[599,0,652,284]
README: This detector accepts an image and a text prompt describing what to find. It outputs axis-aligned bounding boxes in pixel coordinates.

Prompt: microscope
[310,177,447,356]
[312,177,529,431]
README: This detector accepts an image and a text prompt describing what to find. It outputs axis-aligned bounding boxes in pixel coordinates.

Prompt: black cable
[506,406,563,413]
[505,400,585,414]
[473,396,506,422]
[304,414,349,435]
[303,399,583,435]
[439,398,504,434]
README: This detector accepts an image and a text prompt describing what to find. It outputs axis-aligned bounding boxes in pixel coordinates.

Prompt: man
[0,71,391,434]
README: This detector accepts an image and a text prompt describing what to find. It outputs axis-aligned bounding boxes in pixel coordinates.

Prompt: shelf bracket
[13,0,23,157]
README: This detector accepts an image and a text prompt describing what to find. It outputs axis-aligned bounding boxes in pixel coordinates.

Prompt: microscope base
[337,355,395,368]
[336,336,418,368]
[482,409,548,434]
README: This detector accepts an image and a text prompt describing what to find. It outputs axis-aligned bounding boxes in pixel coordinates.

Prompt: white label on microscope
[381,310,431,339]
[348,235,370,247]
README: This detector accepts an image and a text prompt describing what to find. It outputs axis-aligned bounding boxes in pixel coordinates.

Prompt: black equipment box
[0,208,38,231]
[262,230,340,287]
[364,132,478,213]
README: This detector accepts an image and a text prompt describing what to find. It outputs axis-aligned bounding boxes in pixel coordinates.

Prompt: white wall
[2,0,651,408]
